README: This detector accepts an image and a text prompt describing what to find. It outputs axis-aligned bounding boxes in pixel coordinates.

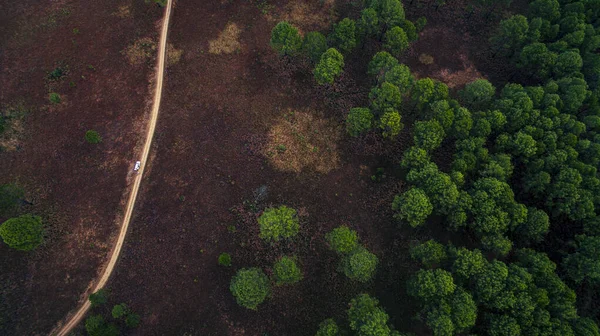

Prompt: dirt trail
[51,0,172,335]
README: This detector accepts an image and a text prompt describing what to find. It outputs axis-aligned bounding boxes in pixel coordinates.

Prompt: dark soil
[0,0,162,334]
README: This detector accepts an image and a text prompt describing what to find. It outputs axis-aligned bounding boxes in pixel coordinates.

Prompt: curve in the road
[52,0,172,334]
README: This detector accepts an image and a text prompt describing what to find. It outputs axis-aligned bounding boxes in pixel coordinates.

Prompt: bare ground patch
[208,22,241,55]
[166,43,183,66]
[123,37,157,65]
[264,110,341,174]
[265,1,337,32]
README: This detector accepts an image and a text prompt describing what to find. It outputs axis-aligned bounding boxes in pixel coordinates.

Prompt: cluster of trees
[85,289,140,336]
[406,241,598,335]
[229,205,304,310]
[270,0,425,86]
[316,294,407,336]
[325,226,379,282]
[382,0,600,333]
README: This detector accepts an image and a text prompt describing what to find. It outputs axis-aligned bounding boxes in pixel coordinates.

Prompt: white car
[134,161,141,171]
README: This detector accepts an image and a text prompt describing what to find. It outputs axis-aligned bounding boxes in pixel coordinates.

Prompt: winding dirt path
[51,0,172,334]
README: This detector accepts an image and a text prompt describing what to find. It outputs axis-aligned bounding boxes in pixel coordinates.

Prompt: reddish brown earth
[0,0,162,334]
[105,0,514,335]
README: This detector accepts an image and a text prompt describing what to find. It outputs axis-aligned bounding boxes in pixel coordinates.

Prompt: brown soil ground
[0,0,162,334]
[106,1,514,335]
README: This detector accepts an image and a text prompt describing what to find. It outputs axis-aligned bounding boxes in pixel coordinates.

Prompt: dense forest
[266,0,600,335]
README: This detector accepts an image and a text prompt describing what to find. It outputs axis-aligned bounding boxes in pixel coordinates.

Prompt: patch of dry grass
[265,1,337,32]
[208,23,241,55]
[123,37,156,65]
[264,110,341,174]
[167,43,183,66]
[113,5,132,19]
[419,53,435,65]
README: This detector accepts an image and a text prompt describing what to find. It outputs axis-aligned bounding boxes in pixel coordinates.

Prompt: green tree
[346,107,374,136]
[303,31,328,62]
[410,239,447,268]
[314,48,345,85]
[406,162,459,214]
[0,183,25,217]
[382,64,413,93]
[378,108,403,138]
[230,268,271,310]
[553,50,583,78]
[326,226,359,254]
[369,82,402,114]
[490,15,529,55]
[85,315,119,336]
[0,214,43,251]
[400,146,430,170]
[556,76,589,113]
[125,313,140,328]
[369,0,406,29]
[328,18,357,54]
[461,79,496,109]
[315,318,340,336]
[426,308,454,336]
[348,294,392,336]
[392,188,433,227]
[258,205,299,242]
[428,100,454,131]
[270,22,302,56]
[85,130,102,144]
[358,8,380,39]
[448,288,477,332]
[450,247,487,280]
[89,289,109,308]
[529,0,560,22]
[563,235,600,284]
[341,246,378,282]
[273,255,303,285]
[408,269,456,301]
[368,51,398,76]
[487,314,521,336]
[474,260,508,303]
[411,78,436,110]
[414,119,445,151]
[383,26,409,55]
[451,107,473,139]
[514,207,549,244]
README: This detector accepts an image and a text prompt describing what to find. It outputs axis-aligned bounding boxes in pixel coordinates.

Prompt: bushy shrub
[341,246,378,282]
[326,226,359,254]
[0,214,43,251]
[230,268,270,310]
[85,130,102,144]
[258,205,299,242]
[218,253,232,266]
[49,92,61,104]
[273,255,303,285]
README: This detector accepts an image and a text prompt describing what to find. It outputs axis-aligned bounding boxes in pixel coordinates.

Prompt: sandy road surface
[51,0,172,334]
